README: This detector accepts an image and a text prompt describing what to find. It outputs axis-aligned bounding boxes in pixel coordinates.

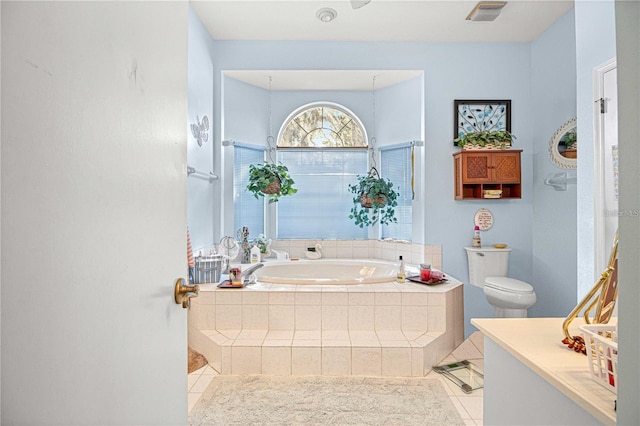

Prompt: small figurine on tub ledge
[271,249,290,261]
[305,244,322,260]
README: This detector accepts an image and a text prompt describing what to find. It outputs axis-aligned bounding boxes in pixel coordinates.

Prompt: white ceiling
[194,1,574,90]
[190,0,574,43]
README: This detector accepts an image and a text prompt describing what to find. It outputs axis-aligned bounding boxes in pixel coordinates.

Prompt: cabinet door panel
[493,153,520,183]
[462,153,490,182]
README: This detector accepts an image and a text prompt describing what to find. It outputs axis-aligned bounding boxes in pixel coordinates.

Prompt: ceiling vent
[466,1,507,22]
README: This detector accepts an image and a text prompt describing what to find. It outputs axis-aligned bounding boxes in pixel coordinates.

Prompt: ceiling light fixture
[316,8,337,23]
[466,1,507,22]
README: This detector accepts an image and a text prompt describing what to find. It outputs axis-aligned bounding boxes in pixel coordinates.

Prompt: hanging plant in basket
[348,168,399,228]
[246,163,297,203]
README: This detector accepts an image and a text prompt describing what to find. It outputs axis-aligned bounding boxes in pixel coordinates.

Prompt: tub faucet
[243,263,264,284]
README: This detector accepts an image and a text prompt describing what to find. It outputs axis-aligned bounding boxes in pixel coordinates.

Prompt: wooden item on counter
[562,231,618,353]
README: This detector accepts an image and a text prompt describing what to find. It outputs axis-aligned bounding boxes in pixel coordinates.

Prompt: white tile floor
[188,331,485,425]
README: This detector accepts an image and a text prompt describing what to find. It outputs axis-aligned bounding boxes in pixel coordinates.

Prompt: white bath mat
[189,375,465,425]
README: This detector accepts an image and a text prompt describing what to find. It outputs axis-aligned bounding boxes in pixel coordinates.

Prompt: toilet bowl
[484,276,537,317]
[464,247,537,318]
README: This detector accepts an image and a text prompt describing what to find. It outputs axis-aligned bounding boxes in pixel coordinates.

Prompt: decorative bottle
[396,255,406,283]
[250,245,261,263]
[473,226,481,248]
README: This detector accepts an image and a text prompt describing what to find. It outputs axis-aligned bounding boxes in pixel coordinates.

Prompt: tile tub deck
[188,276,463,377]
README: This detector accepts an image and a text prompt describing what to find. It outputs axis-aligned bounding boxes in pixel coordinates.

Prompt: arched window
[276,103,368,240]
[278,104,367,147]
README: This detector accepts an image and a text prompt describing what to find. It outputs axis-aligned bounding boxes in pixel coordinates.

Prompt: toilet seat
[485,276,534,294]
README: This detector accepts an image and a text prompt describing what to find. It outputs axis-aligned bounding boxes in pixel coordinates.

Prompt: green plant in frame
[562,128,577,149]
[246,162,297,203]
[348,168,399,228]
[454,130,516,149]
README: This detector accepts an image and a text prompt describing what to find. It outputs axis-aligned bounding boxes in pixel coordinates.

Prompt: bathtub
[254,259,401,285]
[188,258,464,377]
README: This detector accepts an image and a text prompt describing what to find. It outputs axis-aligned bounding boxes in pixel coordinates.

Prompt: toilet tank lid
[464,246,512,252]
[485,276,533,294]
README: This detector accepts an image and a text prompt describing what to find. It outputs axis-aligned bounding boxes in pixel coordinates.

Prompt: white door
[2,2,189,424]
[594,59,619,274]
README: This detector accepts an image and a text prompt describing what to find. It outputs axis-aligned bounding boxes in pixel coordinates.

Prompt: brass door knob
[174,278,199,308]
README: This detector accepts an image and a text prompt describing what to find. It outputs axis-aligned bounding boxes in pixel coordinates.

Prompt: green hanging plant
[348,167,399,228]
[246,163,297,203]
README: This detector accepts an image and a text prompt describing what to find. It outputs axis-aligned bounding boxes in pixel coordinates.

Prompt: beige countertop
[471,317,616,425]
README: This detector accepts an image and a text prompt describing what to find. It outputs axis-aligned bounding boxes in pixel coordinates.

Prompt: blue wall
[223,77,269,144]
[375,76,423,148]
[419,45,534,326]
[187,8,216,251]
[220,76,270,238]
[530,9,577,318]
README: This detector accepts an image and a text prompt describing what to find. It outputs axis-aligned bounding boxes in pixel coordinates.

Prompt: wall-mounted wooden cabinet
[453,150,522,200]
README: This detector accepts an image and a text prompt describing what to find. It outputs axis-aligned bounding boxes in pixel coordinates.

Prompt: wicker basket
[193,255,222,284]
[579,324,618,394]
[262,178,281,195]
[462,142,511,150]
[359,194,387,208]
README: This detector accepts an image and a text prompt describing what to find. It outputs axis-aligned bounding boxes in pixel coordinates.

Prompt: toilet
[464,247,537,318]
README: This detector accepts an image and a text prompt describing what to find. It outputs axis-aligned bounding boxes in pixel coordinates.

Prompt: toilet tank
[464,247,511,288]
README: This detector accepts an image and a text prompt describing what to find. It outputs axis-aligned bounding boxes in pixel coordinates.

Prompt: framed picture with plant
[454,100,511,145]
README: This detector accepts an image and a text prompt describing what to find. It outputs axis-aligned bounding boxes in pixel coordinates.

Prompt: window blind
[380,144,413,241]
[277,149,368,240]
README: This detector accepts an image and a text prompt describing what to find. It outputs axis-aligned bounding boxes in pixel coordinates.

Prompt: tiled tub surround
[188,270,463,377]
